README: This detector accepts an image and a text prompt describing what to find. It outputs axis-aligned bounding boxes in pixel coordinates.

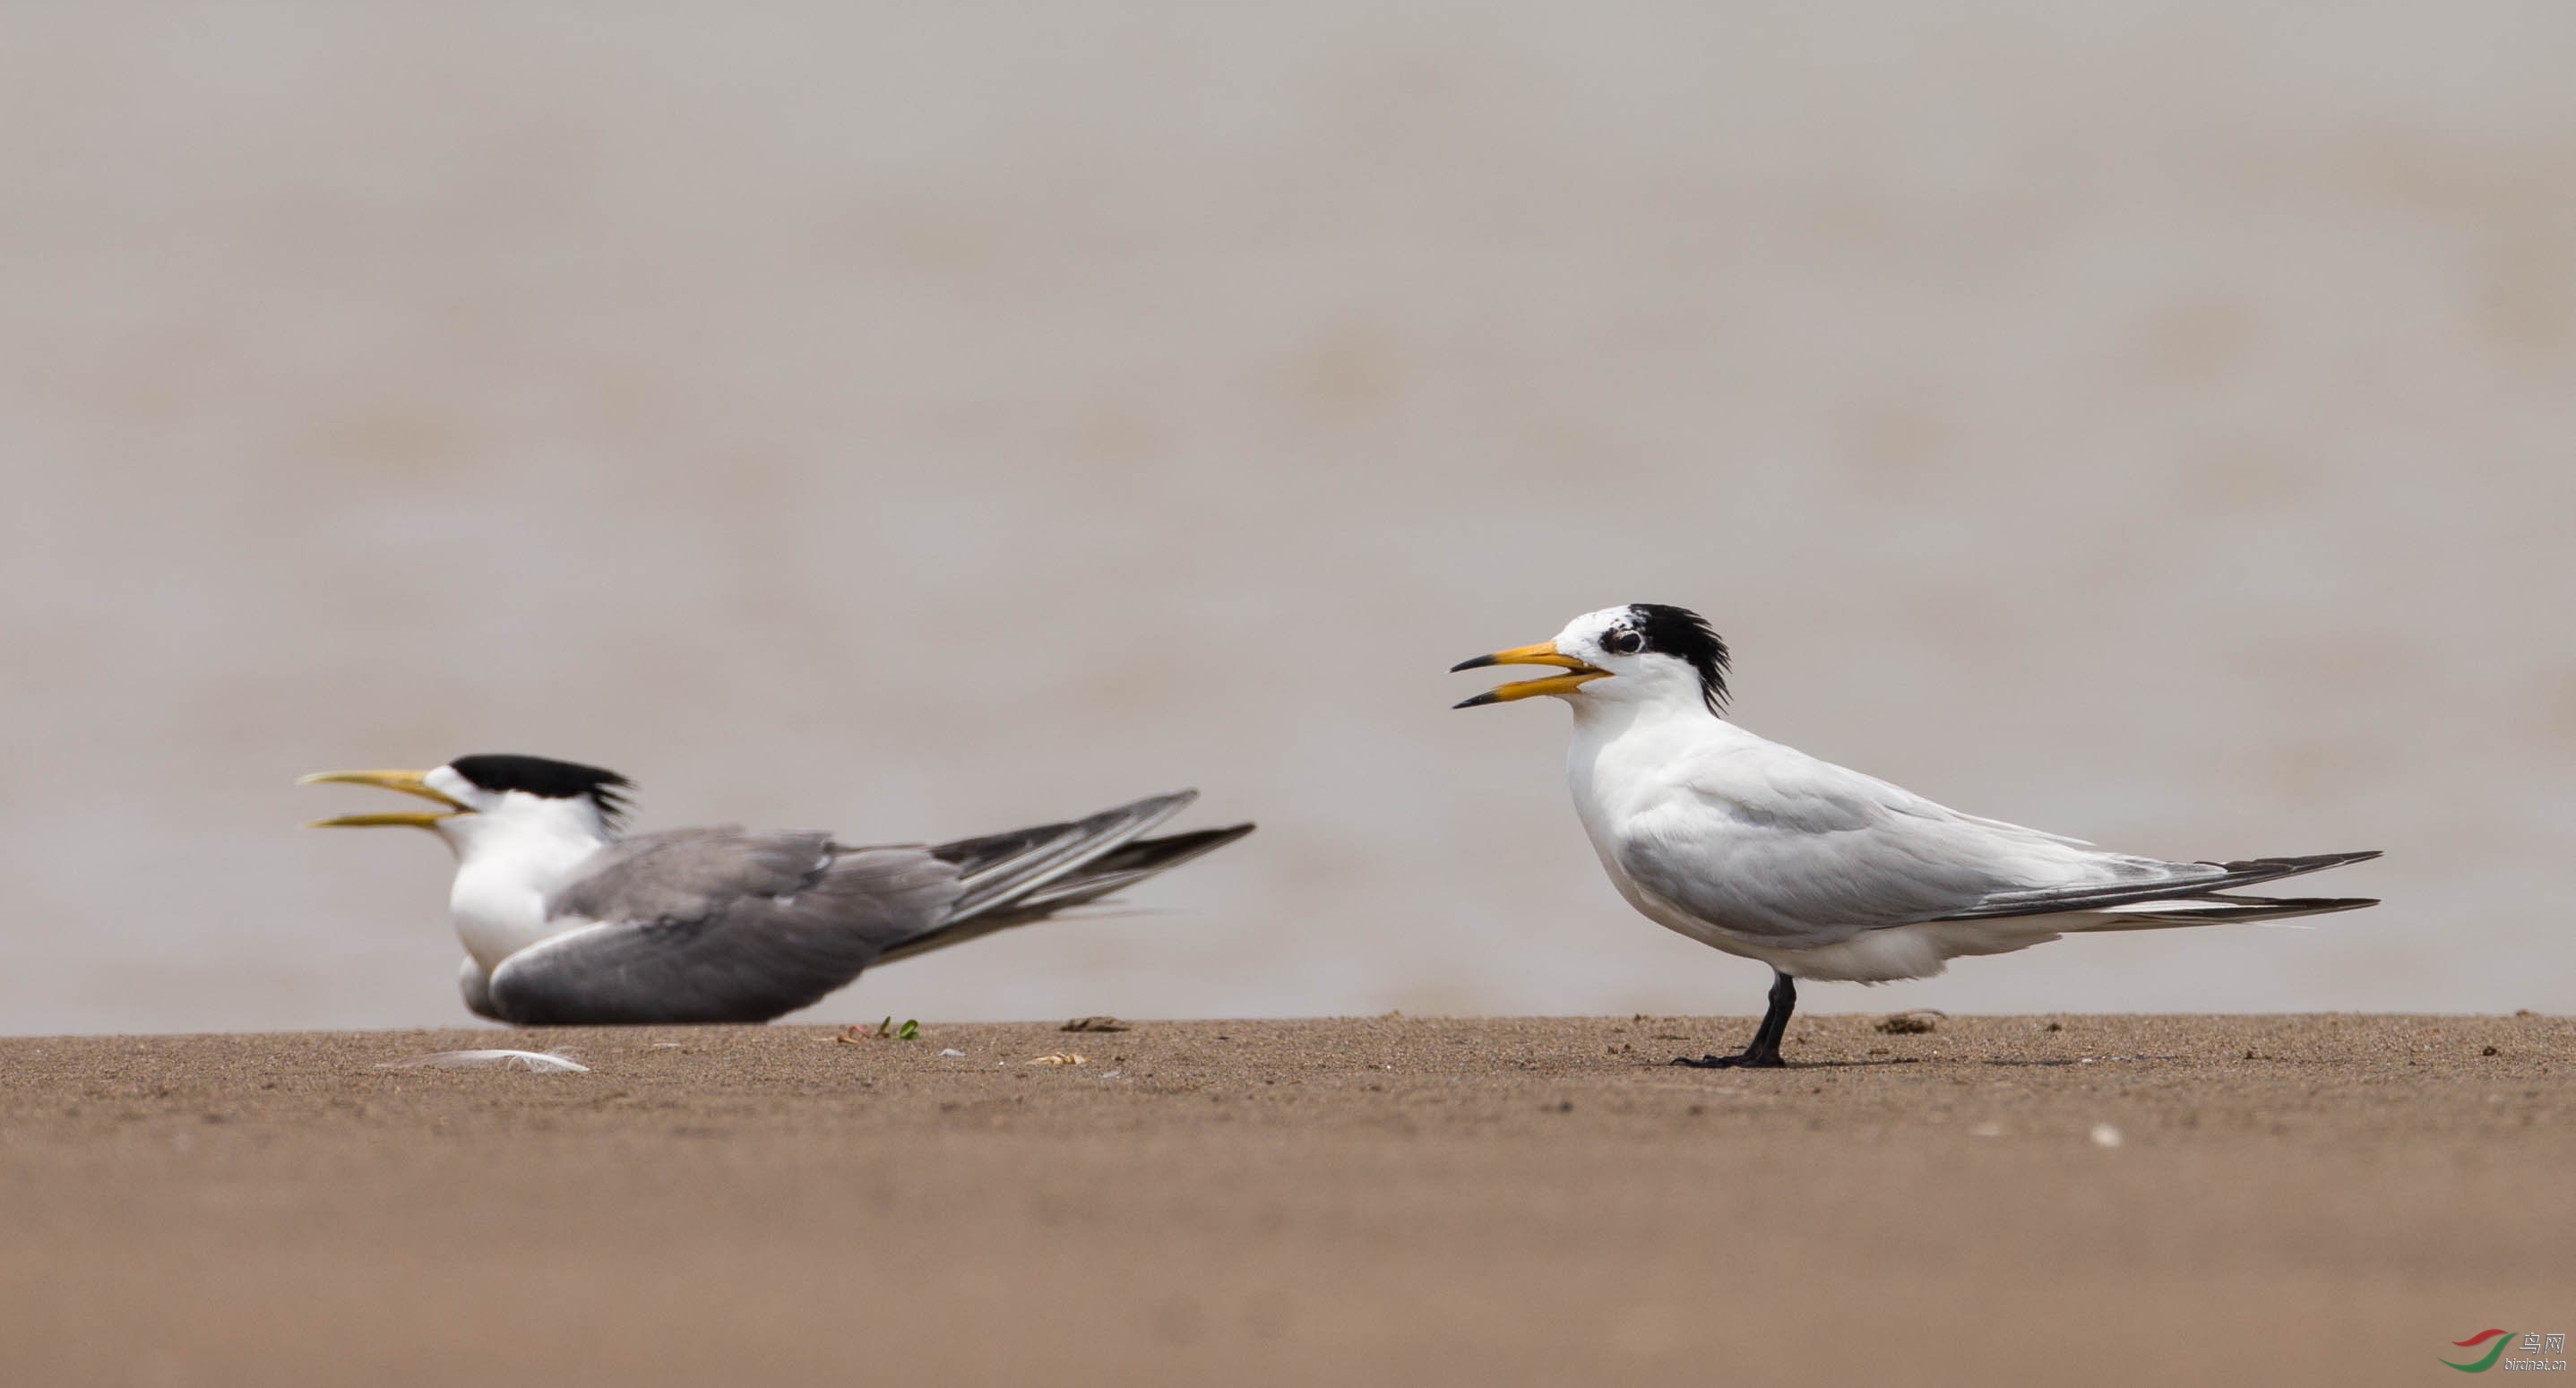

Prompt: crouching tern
[303,754,1253,1025]
[1452,605,2379,1069]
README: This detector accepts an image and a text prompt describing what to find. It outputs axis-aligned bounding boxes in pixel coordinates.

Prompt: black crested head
[447,754,633,828]
[1624,604,1731,715]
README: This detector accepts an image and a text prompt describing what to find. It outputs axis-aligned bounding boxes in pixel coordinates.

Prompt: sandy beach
[2,1013,2567,1384]
[4,10,2566,1384]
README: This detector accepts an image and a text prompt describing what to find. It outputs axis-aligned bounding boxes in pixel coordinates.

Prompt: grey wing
[1616,798,2013,946]
[544,827,835,922]
[1611,748,2212,946]
[487,832,964,1024]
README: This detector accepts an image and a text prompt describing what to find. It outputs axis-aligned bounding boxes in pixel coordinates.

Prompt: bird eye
[1604,628,1644,655]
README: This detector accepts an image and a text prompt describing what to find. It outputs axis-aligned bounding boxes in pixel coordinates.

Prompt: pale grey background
[4,4,2568,1034]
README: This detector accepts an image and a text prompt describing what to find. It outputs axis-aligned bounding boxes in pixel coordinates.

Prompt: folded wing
[1614,743,2373,946]
[488,831,962,1024]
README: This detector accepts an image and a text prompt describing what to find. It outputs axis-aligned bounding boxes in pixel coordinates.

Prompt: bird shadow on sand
[1663,1054,2186,1071]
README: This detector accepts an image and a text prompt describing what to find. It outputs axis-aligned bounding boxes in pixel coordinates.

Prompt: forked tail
[874,791,1255,964]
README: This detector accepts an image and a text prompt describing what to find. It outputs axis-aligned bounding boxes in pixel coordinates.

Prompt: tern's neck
[1566,687,1723,745]
[436,805,615,970]
[1564,691,1745,828]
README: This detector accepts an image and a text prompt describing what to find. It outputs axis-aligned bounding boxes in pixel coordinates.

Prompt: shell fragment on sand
[377,1049,589,1073]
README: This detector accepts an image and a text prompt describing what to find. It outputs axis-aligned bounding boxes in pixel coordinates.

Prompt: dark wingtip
[2212,849,2384,875]
[2243,895,2382,915]
[1452,690,1502,709]
[1167,822,1257,844]
[1450,654,1500,672]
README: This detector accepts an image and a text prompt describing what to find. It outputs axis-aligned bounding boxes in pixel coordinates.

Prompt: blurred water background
[4,4,2570,1033]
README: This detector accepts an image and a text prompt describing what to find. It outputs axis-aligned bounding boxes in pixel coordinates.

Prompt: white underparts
[435,792,613,971]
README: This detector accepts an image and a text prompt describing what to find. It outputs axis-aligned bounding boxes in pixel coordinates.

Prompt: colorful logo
[2443,1331,2515,1374]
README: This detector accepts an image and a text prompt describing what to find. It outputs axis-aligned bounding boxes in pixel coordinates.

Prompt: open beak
[1449,641,1610,708]
[297,768,469,830]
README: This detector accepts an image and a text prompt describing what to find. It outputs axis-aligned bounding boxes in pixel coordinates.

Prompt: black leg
[1671,971,1796,1069]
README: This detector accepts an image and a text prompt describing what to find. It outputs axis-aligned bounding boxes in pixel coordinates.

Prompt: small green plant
[836,1018,924,1044]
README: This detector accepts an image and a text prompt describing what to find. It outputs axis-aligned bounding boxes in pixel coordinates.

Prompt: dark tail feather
[987,823,1258,917]
[1939,849,2382,921]
[875,799,1251,965]
[2075,893,2382,932]
[934,790,1196,922]
[2204,850,2383,882]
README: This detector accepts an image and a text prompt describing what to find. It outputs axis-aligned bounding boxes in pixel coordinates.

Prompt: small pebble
[2090,1123,2124,1149]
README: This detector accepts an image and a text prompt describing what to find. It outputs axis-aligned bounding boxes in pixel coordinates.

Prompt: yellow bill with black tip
[1450,642,1610,708]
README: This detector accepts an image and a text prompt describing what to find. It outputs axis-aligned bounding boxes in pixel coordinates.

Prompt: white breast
[438,810,610,972]
[1564,702,1719,914]
[450,864,587,971]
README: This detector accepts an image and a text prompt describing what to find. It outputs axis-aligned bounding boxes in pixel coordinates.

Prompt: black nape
[1624,603,1732,715]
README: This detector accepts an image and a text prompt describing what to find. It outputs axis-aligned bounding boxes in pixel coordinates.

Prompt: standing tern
[303,754,1253,1025]
[1452,604,2378,1068]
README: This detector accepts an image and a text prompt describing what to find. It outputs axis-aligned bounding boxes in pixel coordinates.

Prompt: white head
[1451,603,1732,717]
[300,754,630,864]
